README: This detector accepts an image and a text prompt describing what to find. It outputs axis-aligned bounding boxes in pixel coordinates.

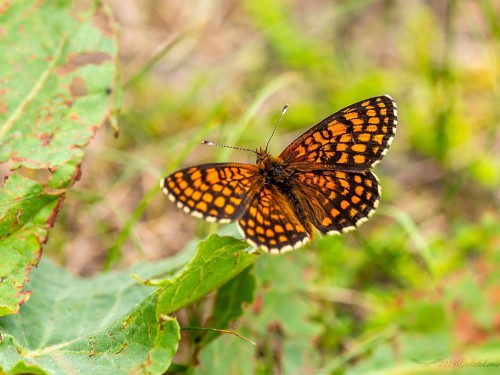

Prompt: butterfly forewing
[161,163,258,223]
[292,170,381,234]
[237,185,311,253]
[280,95,397,169]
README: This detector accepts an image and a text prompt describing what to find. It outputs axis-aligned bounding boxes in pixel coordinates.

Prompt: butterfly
[161,95,397,254]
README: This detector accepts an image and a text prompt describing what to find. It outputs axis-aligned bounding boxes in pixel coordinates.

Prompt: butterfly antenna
[265,104,288,153]
[202,141,257,155]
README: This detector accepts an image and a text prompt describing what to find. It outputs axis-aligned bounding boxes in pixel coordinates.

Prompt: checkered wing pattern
[281,95,397,169]
[161,163,258,223]
[292,170,381,234]
[237,185,311,254]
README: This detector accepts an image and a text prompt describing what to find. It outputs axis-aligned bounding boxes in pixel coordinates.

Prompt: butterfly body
[161,95,397,253]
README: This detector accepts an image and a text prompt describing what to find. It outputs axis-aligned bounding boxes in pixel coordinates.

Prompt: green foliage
[0,0,119,314]
[2,0,500,374]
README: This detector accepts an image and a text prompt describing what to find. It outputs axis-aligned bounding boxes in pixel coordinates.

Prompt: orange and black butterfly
[161,95,397,253]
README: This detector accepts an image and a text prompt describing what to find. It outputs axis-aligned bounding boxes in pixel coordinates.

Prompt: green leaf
[197,251,322,374]
[0,174,64,315]
[0,259,180,375]
[157,235,257,314]
[0,0,119,314]
[199,265,256,348]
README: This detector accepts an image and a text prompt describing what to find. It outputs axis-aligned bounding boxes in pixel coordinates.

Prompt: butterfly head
[255,146,272,165]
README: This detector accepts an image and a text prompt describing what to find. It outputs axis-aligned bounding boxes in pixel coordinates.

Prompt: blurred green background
[51,0,500,373]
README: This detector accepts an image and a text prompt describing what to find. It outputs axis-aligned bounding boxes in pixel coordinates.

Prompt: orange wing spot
[373,134,385,144]
[366,109,376,117]
[249,206,257,217]
[173,187,181,195]
[336,143,347,151]
[351,118,364,126]
[184,187,194,197]
[382,126,388,133]
[339,179,350,189]
[193,179,202,188]
[352,124,363,132]
[285,223,294,231]
[351,195,361,204]
[214,196,225,208]
[192,191,202,201]
[355,186,364,196]
[167,180,176,188]
[209,209,218,216]
[190,170,202,180]
[368,118,380,126]
[366,192,372,200]
[261,206,270,216]
[178,180,188,189]
[247,219,255,228]
[278,235,288,242]
[180,195,187,202]
[313,132,325,143]
[336,171,346,179]
[222,186,232,196]
[338,153,348,163]
[322,217,333,226]
[174,171,183,178]
[380,108,387,115]
[255,212,264,224]
[330,208,340,217]
[358,133,371,142]
[354,155,366,164]
[326,181,335,190]
[351,144,366,153]
[365,179,373,187]
[258,236,266,243]
[200,184,210,191]
[274,225,284,233]
[361,100,370,107]
[202,193,213,202]
[339,134,352,143]
[354,175,362,183]
[349,208,358,218]
[229,197,242,205]
[340,200,350,210]
[384,117,389,124]
[224,205,235,215]
[360,204,367,210]
[266,229,275,238]
[212,184,223,192]
[330,123,348,136]
[256,226,265,235]
[343,112,358,120]
[205,171,220,184]
[196,201,208,212]
[247,228,255,236]
[372,146,380,154]
[187,200,195,207]
[269,239,277,246]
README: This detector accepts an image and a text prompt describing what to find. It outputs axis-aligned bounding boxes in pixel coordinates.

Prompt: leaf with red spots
[0,0,120,315]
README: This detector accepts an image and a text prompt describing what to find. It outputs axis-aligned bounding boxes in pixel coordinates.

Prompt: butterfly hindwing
[237,185,311,254]
[292,170,381,234]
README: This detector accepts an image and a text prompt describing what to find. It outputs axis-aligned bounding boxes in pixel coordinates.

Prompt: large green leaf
[0,235,257,374]
[197,251,322,374]
[0,0,119,315]
[156,235,257,314]
[198,265,256,348]
[0,259,180,375]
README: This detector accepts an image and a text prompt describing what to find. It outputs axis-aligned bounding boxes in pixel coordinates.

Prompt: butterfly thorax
[256,147,291,185]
